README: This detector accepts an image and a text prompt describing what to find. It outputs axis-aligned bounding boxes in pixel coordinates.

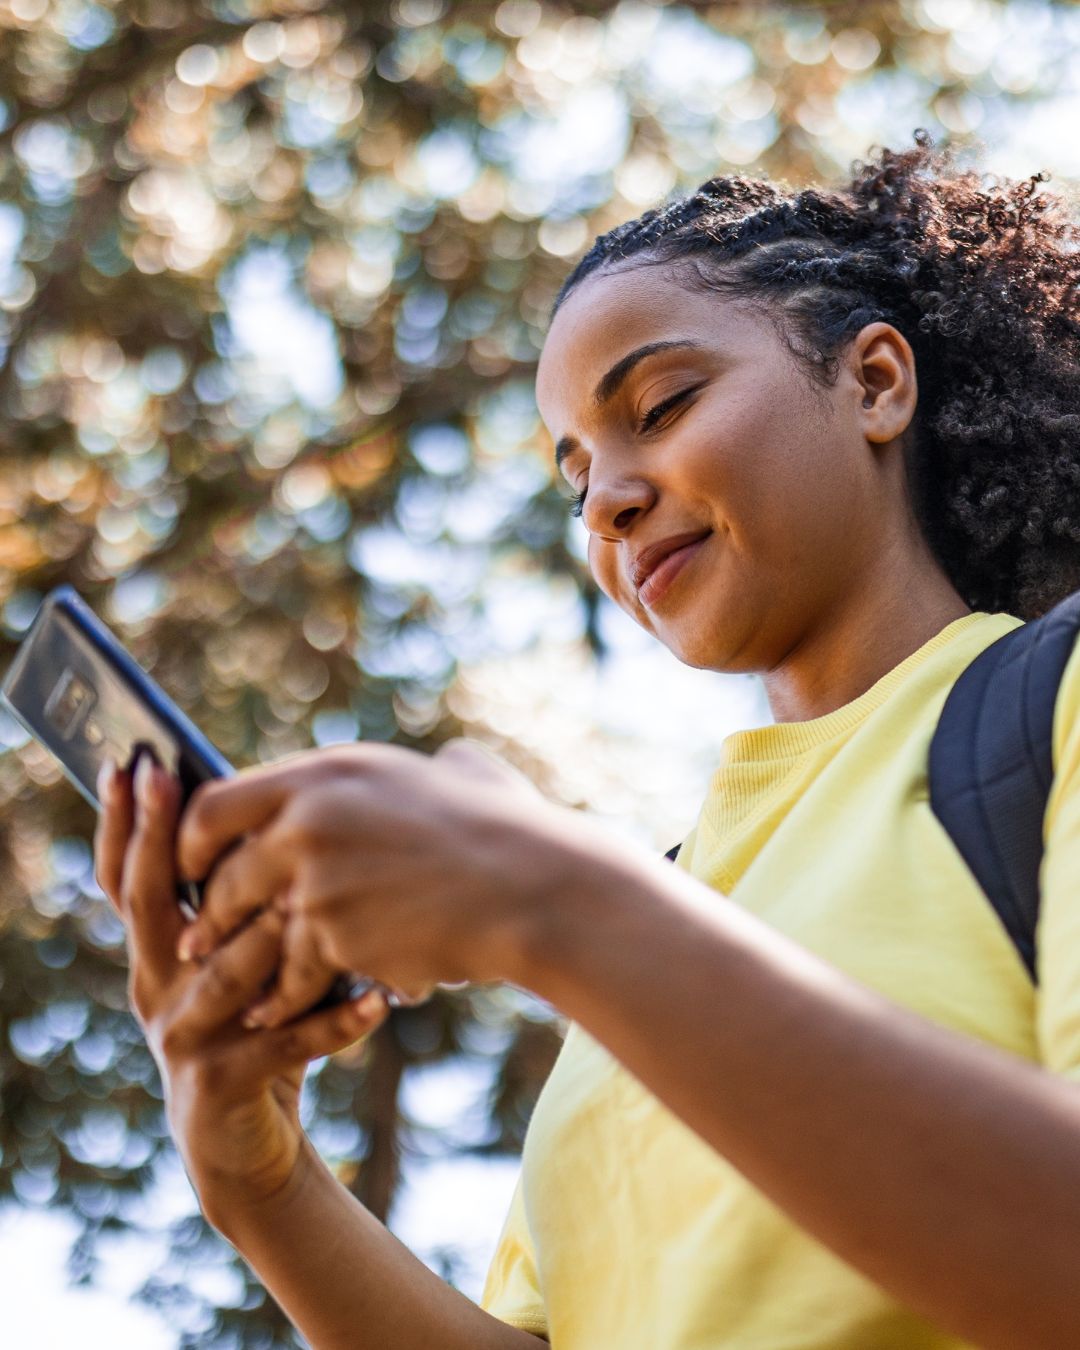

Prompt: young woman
[94,137,1080,1349]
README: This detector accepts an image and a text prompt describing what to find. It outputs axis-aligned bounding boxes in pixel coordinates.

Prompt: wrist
[502,806,650,997]
[202,1136,326,1248]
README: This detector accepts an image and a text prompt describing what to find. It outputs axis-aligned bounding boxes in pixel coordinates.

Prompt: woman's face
[534,263,911,674]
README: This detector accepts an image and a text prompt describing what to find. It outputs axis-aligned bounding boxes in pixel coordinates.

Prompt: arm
[216,1140,544,1350]
[93,755,542,1350]
[171,737,1074,1345]
[521,838,1080,1350]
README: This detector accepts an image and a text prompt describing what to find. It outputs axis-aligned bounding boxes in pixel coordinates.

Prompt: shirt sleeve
[479,1169,549,1340]
[1035,632,1080,1078]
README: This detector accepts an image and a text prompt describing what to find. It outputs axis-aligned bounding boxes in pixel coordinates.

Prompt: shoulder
[1053,617,1080,775]
[1044,596,1080,835]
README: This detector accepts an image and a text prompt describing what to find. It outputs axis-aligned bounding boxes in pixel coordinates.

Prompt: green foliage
[0,0,1076,1340]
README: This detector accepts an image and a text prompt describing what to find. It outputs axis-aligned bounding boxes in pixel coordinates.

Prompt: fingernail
[134,753,157,807]
[354,990,384,1018]
[96,755,117,802]
[243,1004,268,1029]
[176,928,199,963]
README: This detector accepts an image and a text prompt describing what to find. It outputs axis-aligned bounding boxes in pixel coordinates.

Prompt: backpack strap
[928,591,1080,983]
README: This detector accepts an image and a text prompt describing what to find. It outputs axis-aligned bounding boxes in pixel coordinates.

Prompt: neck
[762,549,974,725]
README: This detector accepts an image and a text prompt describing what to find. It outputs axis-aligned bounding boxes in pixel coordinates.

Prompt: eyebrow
[553,339,705,470]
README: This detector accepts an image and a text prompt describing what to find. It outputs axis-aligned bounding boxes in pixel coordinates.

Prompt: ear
[849,322,918,445]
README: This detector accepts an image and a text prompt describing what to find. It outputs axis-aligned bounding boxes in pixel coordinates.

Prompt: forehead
[535,264,765,424]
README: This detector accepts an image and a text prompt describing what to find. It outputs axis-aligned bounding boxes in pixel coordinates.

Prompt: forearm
[216,1142,543,1350]
[523,843,1080,1350]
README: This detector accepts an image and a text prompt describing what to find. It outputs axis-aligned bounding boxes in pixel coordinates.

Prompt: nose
[580,470,656,537]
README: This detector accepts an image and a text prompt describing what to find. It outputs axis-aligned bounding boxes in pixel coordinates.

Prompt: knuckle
[187,897,221,947]
[186,777,220,819]
[441,736,488,759]
[318,744,352,772]
[436,735,464,751]
[434,736,470,759]
[275,1025,306,1060]
[158,1018,190,1062]
[393,983,434,1007]
[201,958,244,1004]
[279,809,321,850]
[254,905,286,943]
[334,741,397,782]
[435,737,508,777]
[341,1002,380,1039]
[190,880,224,934]
[177,782,222,871]
[205,856,242,921]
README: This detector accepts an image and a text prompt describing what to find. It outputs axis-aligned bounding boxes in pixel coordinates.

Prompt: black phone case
[1,585,232,915]
[0,586,371,1008]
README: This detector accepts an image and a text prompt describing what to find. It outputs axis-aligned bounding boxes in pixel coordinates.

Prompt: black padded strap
[929,591,1080,983]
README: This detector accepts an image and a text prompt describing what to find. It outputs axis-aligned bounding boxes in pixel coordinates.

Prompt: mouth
[637,533,712,607]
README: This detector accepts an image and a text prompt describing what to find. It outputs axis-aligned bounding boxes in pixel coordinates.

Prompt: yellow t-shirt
[480,608,1080,1348]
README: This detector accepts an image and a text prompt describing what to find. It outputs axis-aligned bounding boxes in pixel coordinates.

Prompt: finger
[121,757,186,980]
[176,760,304,884]
[177,829,293,963]
[433,737,539,793]
[386,982,438,1007]
[173,906,287,1036]
[242,921,337,1030]
[92,756,135,913]
[243,987,391,1076]
[433,737,509,779]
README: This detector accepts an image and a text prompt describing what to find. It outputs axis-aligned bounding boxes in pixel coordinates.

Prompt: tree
[0,0,1073,1341]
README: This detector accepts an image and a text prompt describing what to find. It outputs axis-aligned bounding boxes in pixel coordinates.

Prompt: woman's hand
[174,738,579,1029]
[93,753,392,1230]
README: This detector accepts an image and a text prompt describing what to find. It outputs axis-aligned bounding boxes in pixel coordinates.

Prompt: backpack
[928,589,1080,982]
[664,589,1080,985]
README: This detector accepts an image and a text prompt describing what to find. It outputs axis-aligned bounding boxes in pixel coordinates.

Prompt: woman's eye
[564,386,701,518]
[638,386,697,434]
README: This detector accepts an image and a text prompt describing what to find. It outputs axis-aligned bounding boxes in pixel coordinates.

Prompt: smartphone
[1,585,372,1008]
[1,585,232,915]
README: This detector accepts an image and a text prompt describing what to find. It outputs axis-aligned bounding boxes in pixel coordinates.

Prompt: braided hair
[553,134,1080,620]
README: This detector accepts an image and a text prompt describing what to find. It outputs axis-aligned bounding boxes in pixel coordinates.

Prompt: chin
[651,609,765,674]
[652,624,724,671]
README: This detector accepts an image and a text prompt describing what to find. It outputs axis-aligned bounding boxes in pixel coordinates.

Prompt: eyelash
[566,387,697,518]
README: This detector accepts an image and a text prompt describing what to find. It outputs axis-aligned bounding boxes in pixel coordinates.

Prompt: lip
[631,530,712,599]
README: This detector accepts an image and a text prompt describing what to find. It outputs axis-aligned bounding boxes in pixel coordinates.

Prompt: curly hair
[553,133,1080,620]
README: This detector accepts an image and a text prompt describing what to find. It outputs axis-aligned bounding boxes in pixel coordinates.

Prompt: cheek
[719,392,846,535]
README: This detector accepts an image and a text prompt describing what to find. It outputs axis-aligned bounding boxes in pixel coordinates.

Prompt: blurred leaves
[2,0,1079,1341]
